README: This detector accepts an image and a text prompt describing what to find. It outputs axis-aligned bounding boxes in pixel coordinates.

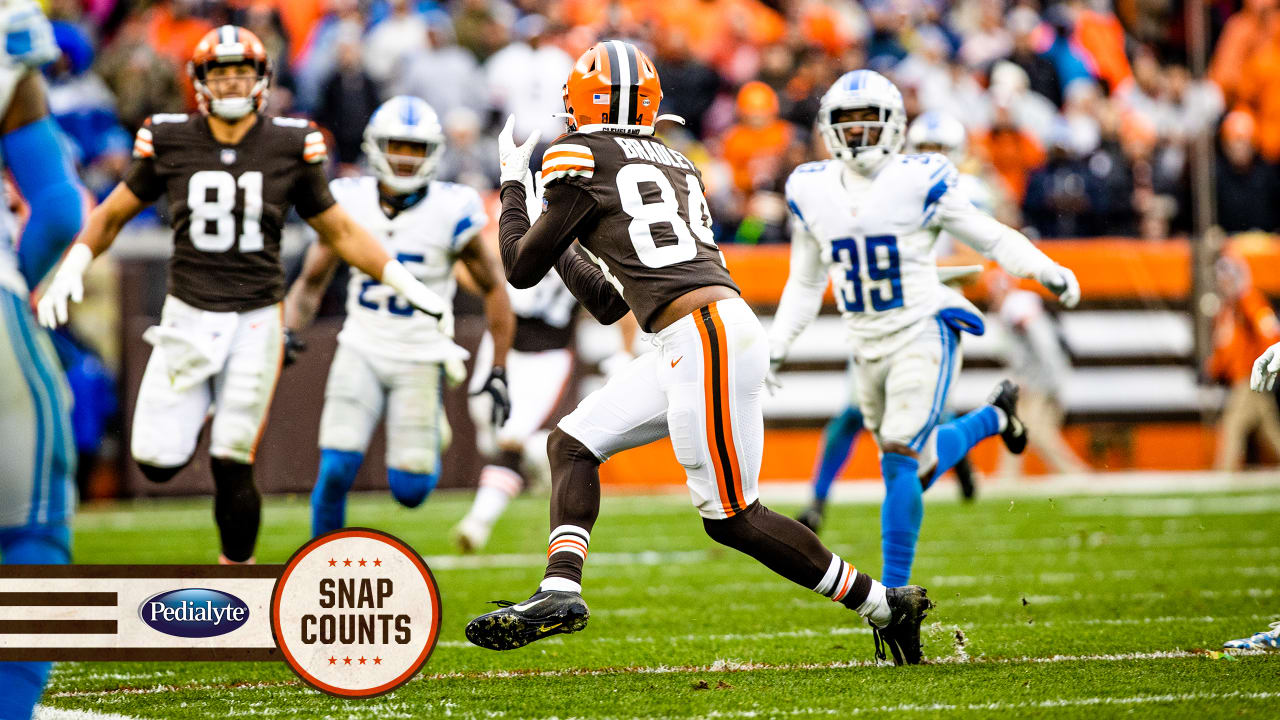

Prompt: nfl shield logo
[220,149,237,165]
[592,93,608,105]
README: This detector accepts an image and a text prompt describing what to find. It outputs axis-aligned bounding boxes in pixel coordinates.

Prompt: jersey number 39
[830,235,903,312]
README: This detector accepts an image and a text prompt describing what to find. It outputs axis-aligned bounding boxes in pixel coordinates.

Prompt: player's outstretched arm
[1,71,87,287]
[457,235,514,367]
[36,182,146,328]
[283,240,340,332]
[306,203,452,329]
[1251,342,1280,392]
[937,187,1080,308]
[767,216,828,392]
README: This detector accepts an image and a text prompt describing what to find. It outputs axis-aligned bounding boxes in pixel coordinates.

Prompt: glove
[472,366,511,427]
[283,329,306,367]
[37,243,92,328]
[765,355,784,396]
[1037,265,1080,309]
[1251,342,1280,392]
[498,115,541,184]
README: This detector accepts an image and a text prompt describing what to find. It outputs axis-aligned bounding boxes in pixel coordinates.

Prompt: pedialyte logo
[140,588,250,638]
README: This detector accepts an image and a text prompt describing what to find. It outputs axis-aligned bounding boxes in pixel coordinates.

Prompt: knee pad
[387,468,438,508]
[136,460,188,485]
[314,449,364,501]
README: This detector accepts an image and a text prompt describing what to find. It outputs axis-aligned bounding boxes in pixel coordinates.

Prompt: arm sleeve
[498,178,597,289]
[3,116,87,286]
[554,246,629,325]
[937,185,1058,280]
[290,161,337,219]
[768,202,828,360]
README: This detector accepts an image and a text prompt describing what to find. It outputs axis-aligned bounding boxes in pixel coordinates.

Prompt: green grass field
[37,480,1280,719]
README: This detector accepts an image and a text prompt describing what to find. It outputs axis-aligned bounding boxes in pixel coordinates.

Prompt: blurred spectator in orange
[1236,19,1280,161]
[720,81,794,196]
[1216,110,1280,233]
[1209,0,1278,105]
[975,102,1045,204]
[144,0,214,109]
[1207,254,1280,471]
[649,0,784,67]
[1065,0,1132,92]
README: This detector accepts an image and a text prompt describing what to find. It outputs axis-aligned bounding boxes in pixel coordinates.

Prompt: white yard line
[34,708,146,720]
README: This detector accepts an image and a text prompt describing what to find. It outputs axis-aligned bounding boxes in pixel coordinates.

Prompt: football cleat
[952,456,977,502]
[871,585,933,665]
[986,380,1027,454]
[795,503,825,534]
[1223,621,1280,650]
[465,590,589,650]
[451,517,491,554]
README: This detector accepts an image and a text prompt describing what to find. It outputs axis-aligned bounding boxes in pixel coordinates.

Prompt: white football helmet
[362,96,445,194]
[817,70,906,176]
[0,0,58,69]
[907,111,967,164]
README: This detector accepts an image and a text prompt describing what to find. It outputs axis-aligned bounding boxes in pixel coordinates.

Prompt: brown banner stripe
[0,647,280,661]
[0,619,117,634]
[0,592,117,606]
[0,565,284,578]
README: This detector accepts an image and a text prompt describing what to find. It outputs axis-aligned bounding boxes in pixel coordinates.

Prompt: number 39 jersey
[540,130,738,331]
[333,175,486,361]
[124,113,336,313]
[784,154,976,359]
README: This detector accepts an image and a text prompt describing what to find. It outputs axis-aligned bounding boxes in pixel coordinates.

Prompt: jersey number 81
[188,170,265,253]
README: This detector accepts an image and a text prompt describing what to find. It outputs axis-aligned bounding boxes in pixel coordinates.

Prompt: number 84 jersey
[783,154,981,359]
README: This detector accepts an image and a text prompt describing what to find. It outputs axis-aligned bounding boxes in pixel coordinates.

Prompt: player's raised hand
[765,356,785,396]
[473,366,512,427]
[37,243,92,328]
[498,115,541,184]
[1037,265,1080,309]
[1250,342,1280,392]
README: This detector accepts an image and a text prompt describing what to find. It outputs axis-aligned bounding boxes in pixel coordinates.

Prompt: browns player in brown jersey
[37,26,452,565]
[465,40,933,665]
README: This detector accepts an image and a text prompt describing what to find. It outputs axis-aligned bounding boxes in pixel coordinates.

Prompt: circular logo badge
[271,529,440,698]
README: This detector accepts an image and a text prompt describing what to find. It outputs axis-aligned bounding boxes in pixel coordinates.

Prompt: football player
[0,3,87,718]
[465,41,934,666]
[768,70,1081,596]
[282,95,514,537]
[37,27,452,565]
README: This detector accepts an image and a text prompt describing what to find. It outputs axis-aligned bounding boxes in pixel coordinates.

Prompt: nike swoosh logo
[671,356,683,368]
[510,596,549,612]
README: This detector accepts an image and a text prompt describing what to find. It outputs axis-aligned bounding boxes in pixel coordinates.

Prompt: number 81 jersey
[785,154,966,359]
[540,130,738,331]
[123,113,336,313]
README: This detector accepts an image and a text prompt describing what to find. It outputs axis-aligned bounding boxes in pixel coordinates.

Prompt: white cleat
[453,517,492,554]
[1224,621,1280,650]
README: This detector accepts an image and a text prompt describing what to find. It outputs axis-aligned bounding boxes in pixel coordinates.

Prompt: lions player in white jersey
[284,96,514,537]
[769,70,1081,589]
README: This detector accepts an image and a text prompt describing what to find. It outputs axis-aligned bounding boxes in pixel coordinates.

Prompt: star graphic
[343,656,352,665]
[358,656,367,665]
[328,558,337,567]
[358,558,367,567]
[328,656,337,665]
[373,656,382,665]
[373,558,382,567]
[343,559,352,567]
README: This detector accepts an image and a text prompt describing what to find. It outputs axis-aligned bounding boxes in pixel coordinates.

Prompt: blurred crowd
[35,0,1280,242]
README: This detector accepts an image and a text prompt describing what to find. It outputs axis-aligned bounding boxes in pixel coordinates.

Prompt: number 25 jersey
[124,113,336,313]
[539,130,737,331]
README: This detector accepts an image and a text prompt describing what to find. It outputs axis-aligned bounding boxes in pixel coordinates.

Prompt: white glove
[765,355,785,396]
[380,259,454,337]
[37,243,93,328]
[498,115,541,184]
[1037,265,1080,309]
[1250,342,1280,392]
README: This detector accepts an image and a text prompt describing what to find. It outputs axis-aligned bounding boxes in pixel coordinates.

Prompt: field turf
[36,480,1280,719]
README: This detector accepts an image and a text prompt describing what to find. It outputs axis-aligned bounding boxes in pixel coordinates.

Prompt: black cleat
[465,590,589,650]
[796,503,825,534]
[987,380,1027,454]
[871,585,933,665]
[952,455,977,502]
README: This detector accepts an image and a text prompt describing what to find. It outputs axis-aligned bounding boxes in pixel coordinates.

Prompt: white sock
[992,406,1008,432]
[857,580,891,628]
[465,466,522,526]
[538,576,582,594]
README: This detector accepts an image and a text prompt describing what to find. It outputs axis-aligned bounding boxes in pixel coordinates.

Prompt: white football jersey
[0,61,27,296]
[332,176,487,361]
[784,154,983,359]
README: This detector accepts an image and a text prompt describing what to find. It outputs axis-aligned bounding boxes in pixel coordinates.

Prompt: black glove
[283,329,306,367]
[472,366,511,427]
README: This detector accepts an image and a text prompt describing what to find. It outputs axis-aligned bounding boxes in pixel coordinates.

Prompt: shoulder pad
[303,129,327,164]
[541,137,595,185]
[147,113,190,126]
[271,116,312,129]
[132,125,155,159]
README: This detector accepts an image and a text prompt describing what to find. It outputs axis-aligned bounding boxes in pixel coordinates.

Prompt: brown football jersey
[124,112,335,312]
[538,130,738,330]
